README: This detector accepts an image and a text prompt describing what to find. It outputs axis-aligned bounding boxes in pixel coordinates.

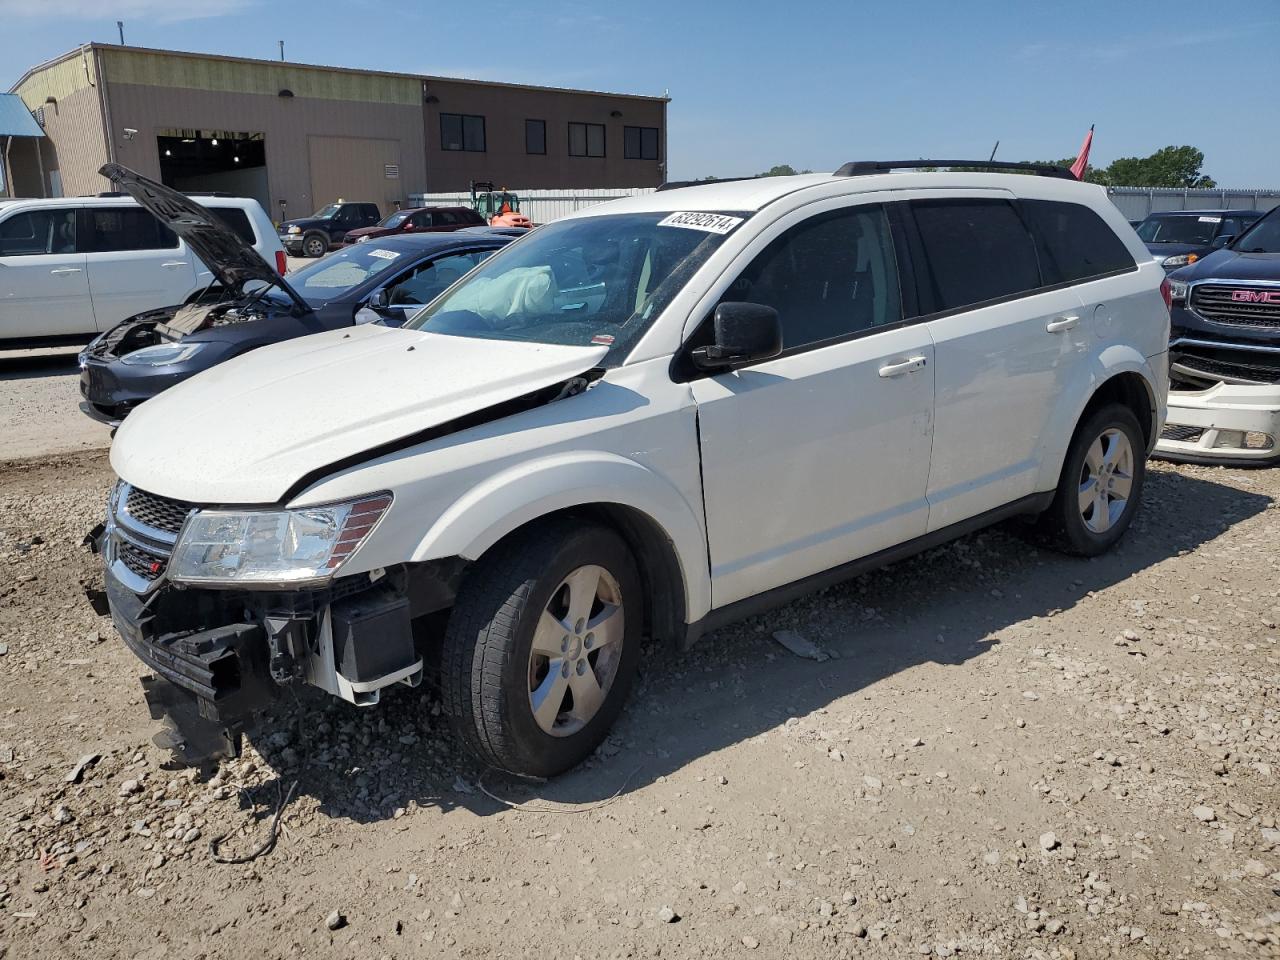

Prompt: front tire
[1038,403,1146,556]
[302,233,327,258]
[441,518,643,778]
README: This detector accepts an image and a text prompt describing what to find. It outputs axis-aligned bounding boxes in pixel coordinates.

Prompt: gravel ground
[0,451,1277,959]
[0,350,111,460]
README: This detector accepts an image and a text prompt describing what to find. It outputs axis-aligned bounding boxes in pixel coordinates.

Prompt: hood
[110,324,609,503]
[1170,247,1280,283]
[101,163,310,314]
[280,217,325,231]
[342,225,384,240]
[1145,241,1207,259]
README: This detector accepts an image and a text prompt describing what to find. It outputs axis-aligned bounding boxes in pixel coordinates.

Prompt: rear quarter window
[910,199,1040,312]
[206,207,257,245]
[1021,200,1135,284]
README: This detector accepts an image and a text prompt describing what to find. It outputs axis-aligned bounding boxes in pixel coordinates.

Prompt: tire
[302,233,327,258]
[441,518,643,778]
[1037,402,1146,557]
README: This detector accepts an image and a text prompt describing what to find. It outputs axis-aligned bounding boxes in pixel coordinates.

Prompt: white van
[0,193,285,346]
[98,160,1170,777]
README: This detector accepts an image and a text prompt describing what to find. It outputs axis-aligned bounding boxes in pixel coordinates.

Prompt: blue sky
[3,0,1278,185]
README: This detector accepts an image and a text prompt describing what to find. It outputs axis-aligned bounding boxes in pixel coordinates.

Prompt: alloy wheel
[527,564,625,737]
[1078,428,1134,534]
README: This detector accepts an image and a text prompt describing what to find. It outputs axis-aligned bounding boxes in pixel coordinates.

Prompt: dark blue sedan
[78,167,511,425]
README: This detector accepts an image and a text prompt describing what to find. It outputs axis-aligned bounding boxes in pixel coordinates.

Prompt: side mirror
[1212,233,1235,248]
[691,302,783,371]
[367,287,390,310]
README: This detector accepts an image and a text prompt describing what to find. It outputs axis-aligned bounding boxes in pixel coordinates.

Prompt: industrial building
[3,44,668,219]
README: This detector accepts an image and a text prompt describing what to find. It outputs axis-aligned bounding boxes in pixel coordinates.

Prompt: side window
[207,207,255,244]
[1021,199,1135,284]
[80,208,179,253]
[723,205,902,351]
[410,212,434,228]
[434,211,459,227]
[910,199,1040,311]
[386,252,487,306]
[0,209,76,256]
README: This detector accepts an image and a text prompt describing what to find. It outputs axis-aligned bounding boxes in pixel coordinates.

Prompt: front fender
[413,451,712,622]
[1033,345,1162,492]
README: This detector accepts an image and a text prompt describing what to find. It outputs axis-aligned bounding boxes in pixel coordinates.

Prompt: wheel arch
[1035,350,1162,492]
[412,453,711,637]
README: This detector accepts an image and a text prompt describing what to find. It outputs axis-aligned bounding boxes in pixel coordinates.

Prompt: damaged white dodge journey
[96,160,1171,776]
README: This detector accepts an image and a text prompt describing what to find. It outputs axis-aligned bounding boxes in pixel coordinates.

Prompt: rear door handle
[161,261,189,269]
[49,267,82,276]
[1046,315,1080,333]
[878,356,928,378]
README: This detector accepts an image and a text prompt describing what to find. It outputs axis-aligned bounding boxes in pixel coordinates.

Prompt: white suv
[0,193,285,346]
[97,161,1170,776]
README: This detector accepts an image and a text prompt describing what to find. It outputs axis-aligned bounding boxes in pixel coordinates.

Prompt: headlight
[120,342,207,366]
[287,225,301,234]
[168,493,392,587]
[1168,279,1189,304]
[357,235,369,242]
[1162,253,1198,268]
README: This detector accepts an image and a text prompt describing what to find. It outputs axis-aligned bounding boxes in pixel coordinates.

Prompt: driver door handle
[1046,315,1080,333]
[161,261,189,269]
[49,267,82,276]
[878,356,928,378]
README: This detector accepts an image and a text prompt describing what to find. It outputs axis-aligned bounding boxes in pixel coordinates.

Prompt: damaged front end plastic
[93,483,464,765]
[1155,339,1280,466]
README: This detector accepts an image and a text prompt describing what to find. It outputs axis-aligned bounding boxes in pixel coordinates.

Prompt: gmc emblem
[1231,289,1280,304]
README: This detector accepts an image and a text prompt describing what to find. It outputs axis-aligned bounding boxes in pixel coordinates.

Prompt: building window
[568,122,605,158]
[440,113,486,152]
[525,119,546,155]
[624,126,660,160]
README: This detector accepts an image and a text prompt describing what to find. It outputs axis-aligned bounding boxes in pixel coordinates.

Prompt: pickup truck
[278,201,381,258]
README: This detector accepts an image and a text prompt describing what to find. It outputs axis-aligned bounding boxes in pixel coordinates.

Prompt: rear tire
[1037,403,1146,556]
[302,232,327,258]
[440,518,643,778]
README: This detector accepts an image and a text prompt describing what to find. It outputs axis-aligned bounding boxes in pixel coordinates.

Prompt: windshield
[1231,206,1280,253]
[405,211,745,361]
[312,204,340,220]
[1136,215,1220,245]
[380,211,411,228]
[286,244,412,303]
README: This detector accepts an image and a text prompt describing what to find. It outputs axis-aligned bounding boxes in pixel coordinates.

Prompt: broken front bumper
[1155,382,1280,466]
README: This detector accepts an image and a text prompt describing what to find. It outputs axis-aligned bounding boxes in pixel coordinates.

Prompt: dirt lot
[0,448,1277,959]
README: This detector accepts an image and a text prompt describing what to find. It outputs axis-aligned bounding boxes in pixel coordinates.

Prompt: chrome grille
[124,486,194,536]
[118,539,168,580]
[1190,284,1280,328]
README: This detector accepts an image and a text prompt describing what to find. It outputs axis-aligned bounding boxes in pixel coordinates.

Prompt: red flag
[1070,125,1094,180]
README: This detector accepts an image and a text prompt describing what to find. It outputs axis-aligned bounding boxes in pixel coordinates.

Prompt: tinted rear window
[207,207,256,244]
[1023,200,1134,283]
[80,208,178,253]
[910,199,1040,312]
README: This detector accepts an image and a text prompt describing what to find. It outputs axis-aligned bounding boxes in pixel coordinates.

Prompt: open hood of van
[110,324,609,503]
[99,163,310,314]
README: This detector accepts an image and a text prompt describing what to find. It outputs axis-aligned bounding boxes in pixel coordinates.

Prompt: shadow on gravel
[240,467,1272,824]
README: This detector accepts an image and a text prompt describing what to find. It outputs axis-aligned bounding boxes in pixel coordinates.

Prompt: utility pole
[278,40,285,61]
[117,21,125,44]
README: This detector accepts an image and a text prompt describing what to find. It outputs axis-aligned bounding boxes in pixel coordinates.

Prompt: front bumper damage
[1155,335,1280,466]
[92,483,462,764]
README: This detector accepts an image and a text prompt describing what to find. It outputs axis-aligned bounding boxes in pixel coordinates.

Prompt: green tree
[758,164,813,177]
[1103,146,1215,188]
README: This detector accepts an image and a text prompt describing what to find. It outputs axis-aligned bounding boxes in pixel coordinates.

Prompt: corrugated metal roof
[0,93,43,137]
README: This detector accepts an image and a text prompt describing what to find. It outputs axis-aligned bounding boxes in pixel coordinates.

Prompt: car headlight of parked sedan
[120,342,208,366]
[168,493,392,587]
[1167,279,1189,305]
[1161,253,1199,268]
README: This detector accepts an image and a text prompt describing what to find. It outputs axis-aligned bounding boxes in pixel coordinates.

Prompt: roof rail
[657,175,762,192]
[834,160,1075,179]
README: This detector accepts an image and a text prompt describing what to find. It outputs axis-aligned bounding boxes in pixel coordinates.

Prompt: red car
[342,206,486,244]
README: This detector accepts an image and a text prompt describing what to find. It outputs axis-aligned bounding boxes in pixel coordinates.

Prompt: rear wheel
[1038,403,1146,556]
[441,519,642,778]
[302,232,327,258]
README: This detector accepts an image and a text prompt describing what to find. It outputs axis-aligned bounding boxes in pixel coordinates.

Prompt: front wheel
[302,233,327,258]
[1038,403,1146,556]
[440,519,642,778]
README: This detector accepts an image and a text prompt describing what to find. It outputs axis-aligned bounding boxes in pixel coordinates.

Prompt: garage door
[308,136,402,217]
